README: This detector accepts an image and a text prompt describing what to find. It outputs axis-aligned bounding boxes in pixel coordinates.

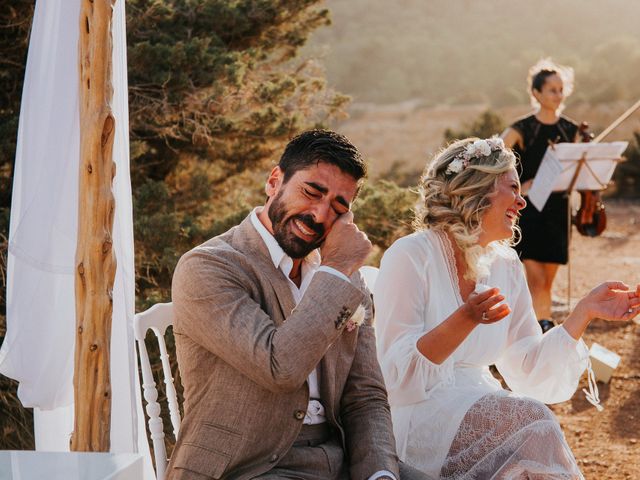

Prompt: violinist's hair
[414,138,519,281]
[528,58,574,113]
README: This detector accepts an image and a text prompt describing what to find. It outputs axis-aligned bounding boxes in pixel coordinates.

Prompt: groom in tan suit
[167,130,429,480]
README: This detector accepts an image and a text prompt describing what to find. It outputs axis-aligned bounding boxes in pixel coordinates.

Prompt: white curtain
[0,0,152,477]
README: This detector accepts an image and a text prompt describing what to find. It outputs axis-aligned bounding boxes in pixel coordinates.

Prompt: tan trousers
[254,423,346,480]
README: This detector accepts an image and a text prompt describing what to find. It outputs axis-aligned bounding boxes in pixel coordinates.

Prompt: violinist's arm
[501,127,523,150]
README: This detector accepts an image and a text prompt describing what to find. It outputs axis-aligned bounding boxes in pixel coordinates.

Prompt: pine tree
[126,0,348,308]
[0,0,347,449]
[0,1,349,313]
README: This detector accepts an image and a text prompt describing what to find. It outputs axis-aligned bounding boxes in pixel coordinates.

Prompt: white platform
[589,342,621,384]
[0,451,142,480]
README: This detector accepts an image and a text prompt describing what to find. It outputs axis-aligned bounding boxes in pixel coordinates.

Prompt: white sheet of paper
[528,147,564,211]
[527,141,628,211]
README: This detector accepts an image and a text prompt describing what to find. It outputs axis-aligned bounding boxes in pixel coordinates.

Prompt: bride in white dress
[374,137,640,479]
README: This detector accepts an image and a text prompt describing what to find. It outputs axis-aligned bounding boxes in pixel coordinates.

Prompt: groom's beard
[268,192,325,259]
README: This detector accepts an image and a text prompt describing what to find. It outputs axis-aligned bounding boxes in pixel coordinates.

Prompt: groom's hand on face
[320,212,372,277]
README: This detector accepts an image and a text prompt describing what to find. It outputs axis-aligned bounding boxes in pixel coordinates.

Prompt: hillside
[333,101,640,180]
[308,0,640,106]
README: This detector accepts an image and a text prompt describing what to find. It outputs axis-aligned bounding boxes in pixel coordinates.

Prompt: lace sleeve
[495,258,589,404]
[374,237,454,406]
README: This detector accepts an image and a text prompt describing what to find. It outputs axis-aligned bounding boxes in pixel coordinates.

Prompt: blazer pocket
[174,423,243,479]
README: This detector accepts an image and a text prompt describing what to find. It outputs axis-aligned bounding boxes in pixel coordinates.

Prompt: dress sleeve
[374,238,454,407]
[495,258,589,404]
[510,117,526,138]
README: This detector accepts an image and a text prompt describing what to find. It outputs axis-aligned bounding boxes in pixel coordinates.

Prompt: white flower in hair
[463,143,476,159]
[486,137,505,150]
[470,139,492,157]
[445,157,467,175]
[446,136,506,176]
[499,150,516,163]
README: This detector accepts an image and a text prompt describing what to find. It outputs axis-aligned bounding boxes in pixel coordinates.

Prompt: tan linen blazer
[166,215,400,480]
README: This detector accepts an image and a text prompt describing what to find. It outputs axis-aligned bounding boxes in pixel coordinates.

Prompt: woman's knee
[524,263,556,292]
[505,396,556,430]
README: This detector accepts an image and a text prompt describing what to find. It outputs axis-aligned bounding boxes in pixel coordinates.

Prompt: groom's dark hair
[278,129,367,183]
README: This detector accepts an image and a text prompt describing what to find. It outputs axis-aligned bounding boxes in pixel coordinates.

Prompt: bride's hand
[578,281,640,322]
[463,288,511,324]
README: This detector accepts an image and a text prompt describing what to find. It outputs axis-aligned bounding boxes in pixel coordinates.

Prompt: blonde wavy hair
[415,137,519,281]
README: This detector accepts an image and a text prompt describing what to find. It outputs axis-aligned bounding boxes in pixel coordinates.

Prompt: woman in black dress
[501,60,579,332]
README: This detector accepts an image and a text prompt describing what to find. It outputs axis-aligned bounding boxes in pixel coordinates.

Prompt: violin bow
[592,98,640,143]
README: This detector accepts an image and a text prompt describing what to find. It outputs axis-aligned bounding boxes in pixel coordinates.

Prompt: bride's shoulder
[490,243,523,273]
[389,229,436,251]
[493,242,518,258]
[384,230,437,262]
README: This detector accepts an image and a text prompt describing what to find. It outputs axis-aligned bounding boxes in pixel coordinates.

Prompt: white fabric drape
[1,0,80,408]
[0,1,152,477]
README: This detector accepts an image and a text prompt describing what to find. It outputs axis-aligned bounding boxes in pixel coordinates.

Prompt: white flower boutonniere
[346,304,366,332]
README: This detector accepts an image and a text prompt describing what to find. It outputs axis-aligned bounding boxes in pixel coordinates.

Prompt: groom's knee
[398,460,434,480]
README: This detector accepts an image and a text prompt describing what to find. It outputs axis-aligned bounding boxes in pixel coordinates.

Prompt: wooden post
[71,0,117,452]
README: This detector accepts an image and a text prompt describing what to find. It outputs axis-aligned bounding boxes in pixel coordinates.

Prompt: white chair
[134,302,181,480]
[359,265,379,291]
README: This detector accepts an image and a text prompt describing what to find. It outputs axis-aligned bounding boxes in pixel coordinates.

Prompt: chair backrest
[134,302,181,480]
[359,265,379,292]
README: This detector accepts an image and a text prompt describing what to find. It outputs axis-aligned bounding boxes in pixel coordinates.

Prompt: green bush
[444,110,505,143]
[354,180,418,253]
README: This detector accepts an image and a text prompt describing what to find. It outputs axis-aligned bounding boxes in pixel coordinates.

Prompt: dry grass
[336,101,640,179]
[0,373,34,449]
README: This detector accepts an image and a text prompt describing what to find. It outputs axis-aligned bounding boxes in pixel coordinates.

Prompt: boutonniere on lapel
[345,304,366,332]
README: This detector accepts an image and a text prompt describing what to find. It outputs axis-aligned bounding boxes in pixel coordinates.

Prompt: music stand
[526,141,628,310]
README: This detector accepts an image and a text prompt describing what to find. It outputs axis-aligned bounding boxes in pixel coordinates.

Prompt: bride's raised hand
[578,281,640,322]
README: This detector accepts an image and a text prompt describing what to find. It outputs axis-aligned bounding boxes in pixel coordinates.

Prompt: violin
[573,122,607,237]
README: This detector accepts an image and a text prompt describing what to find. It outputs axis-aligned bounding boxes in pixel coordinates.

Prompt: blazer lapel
[320,327,362,426]
[268,274,296,325]
[232,215,296,324]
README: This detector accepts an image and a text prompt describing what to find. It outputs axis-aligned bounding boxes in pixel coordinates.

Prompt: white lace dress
[374,230,589,479]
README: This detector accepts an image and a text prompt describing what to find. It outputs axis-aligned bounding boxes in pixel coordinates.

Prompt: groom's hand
[321,212,372,277]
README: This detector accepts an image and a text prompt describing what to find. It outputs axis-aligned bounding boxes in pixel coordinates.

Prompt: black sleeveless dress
[510,114,578,264]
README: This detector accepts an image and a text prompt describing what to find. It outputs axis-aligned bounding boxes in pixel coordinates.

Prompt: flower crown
[445,137,505,175]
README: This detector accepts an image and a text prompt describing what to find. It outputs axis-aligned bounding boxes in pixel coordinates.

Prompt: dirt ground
[548,201,640,479]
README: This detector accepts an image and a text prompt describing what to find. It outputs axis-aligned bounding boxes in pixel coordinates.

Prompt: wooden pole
[565,153,587,310]
[71,0,117,452]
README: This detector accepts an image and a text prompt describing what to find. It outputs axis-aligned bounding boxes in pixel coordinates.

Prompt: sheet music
[528,141,628,211]
[528,147,564,211]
